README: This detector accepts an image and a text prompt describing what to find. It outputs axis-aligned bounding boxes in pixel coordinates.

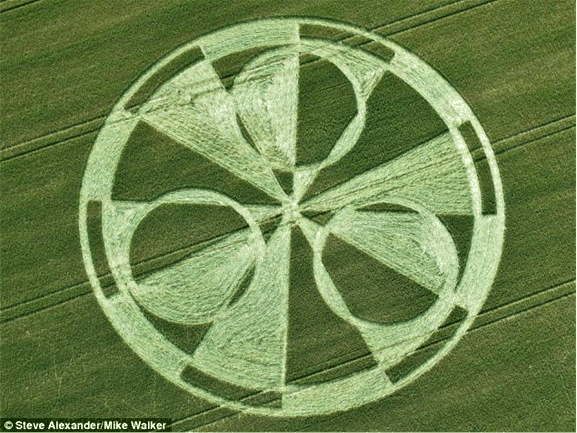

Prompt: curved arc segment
[304,200,460,365]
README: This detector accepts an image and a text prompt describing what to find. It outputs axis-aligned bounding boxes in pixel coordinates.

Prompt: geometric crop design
[79,18,505,416]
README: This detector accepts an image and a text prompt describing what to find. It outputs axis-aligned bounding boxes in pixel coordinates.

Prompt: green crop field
[0,0,575,431]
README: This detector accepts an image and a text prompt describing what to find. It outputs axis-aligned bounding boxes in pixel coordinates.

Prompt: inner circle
[113,189,267,325]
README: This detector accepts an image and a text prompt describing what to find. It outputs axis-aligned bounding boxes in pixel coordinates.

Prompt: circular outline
[79,17,505,417]
[123,189,267,325]
[311,196,459,356]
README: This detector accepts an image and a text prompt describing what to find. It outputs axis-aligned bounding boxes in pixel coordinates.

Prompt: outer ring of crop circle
[79,17,505,417]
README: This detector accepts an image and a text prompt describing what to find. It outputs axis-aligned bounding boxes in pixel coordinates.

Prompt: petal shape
[302,204,462,366]
[101,190,266,325]
[327,208,449,294]
[321,233,438,324]
[231,48,300,170]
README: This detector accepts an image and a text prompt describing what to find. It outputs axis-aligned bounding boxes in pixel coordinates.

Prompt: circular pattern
[79,18,505,416]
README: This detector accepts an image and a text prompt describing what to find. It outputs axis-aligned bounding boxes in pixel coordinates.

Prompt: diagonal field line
[0,0,502,161]
[169,279,575,431]
[0,0,573,426]
[0,0,40,13]
[0,216,283,324]
[0,121,573,323]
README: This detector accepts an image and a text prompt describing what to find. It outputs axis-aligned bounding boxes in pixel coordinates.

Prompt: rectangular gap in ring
[458,121,483,153]
[474,158,498,215]
[458,121,497,215]
[299,23,353,41]
[299,24,395,62]
[359,41,395,62]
